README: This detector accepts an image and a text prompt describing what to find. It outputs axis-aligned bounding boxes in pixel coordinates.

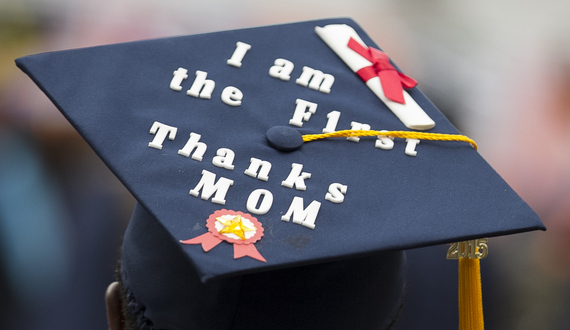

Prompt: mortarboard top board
[16,18,543,330]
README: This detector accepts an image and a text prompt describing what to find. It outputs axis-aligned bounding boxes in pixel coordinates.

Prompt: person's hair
[115,260,141,330]
[113,258,405,330]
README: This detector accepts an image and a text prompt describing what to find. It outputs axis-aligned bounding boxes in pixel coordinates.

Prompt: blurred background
[1,0,569,329]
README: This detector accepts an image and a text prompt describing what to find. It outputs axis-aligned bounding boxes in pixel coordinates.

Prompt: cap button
[266,126,303,152]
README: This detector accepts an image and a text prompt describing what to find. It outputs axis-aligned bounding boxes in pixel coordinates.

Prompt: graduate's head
[106,203,406,330]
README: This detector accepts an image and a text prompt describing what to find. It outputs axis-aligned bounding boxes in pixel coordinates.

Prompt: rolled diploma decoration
[315,24,436,131]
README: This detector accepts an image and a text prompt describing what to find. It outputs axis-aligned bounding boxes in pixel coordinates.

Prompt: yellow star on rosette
[216,214,256,240]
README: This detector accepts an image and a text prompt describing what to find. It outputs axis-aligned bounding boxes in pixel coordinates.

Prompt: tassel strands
[459,257,484,330]
[447,239,488,330]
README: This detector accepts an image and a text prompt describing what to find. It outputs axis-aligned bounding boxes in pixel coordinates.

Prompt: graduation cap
[16,18,543,330]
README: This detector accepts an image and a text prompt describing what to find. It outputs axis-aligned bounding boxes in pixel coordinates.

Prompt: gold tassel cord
[302,129,478,150]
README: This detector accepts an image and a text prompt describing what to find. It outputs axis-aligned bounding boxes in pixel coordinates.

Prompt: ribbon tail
[379,70,406,104]
[347,37,372,62]
[180,233,223,252]
[398,72,418,89]
[234,244,266,263]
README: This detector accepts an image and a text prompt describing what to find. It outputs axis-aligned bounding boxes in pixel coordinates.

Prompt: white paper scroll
[315,24,435,130]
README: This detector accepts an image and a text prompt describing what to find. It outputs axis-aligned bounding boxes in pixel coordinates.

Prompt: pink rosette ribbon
[180,209,266,262]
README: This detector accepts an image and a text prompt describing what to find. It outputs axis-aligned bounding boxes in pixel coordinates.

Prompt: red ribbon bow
[347,37,417,104]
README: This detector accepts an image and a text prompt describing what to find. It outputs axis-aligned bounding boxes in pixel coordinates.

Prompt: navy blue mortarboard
[16,18,543,330]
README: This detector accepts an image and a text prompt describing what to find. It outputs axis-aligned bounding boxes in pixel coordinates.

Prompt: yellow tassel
[302,129,478,150]
[458,257,484,330]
